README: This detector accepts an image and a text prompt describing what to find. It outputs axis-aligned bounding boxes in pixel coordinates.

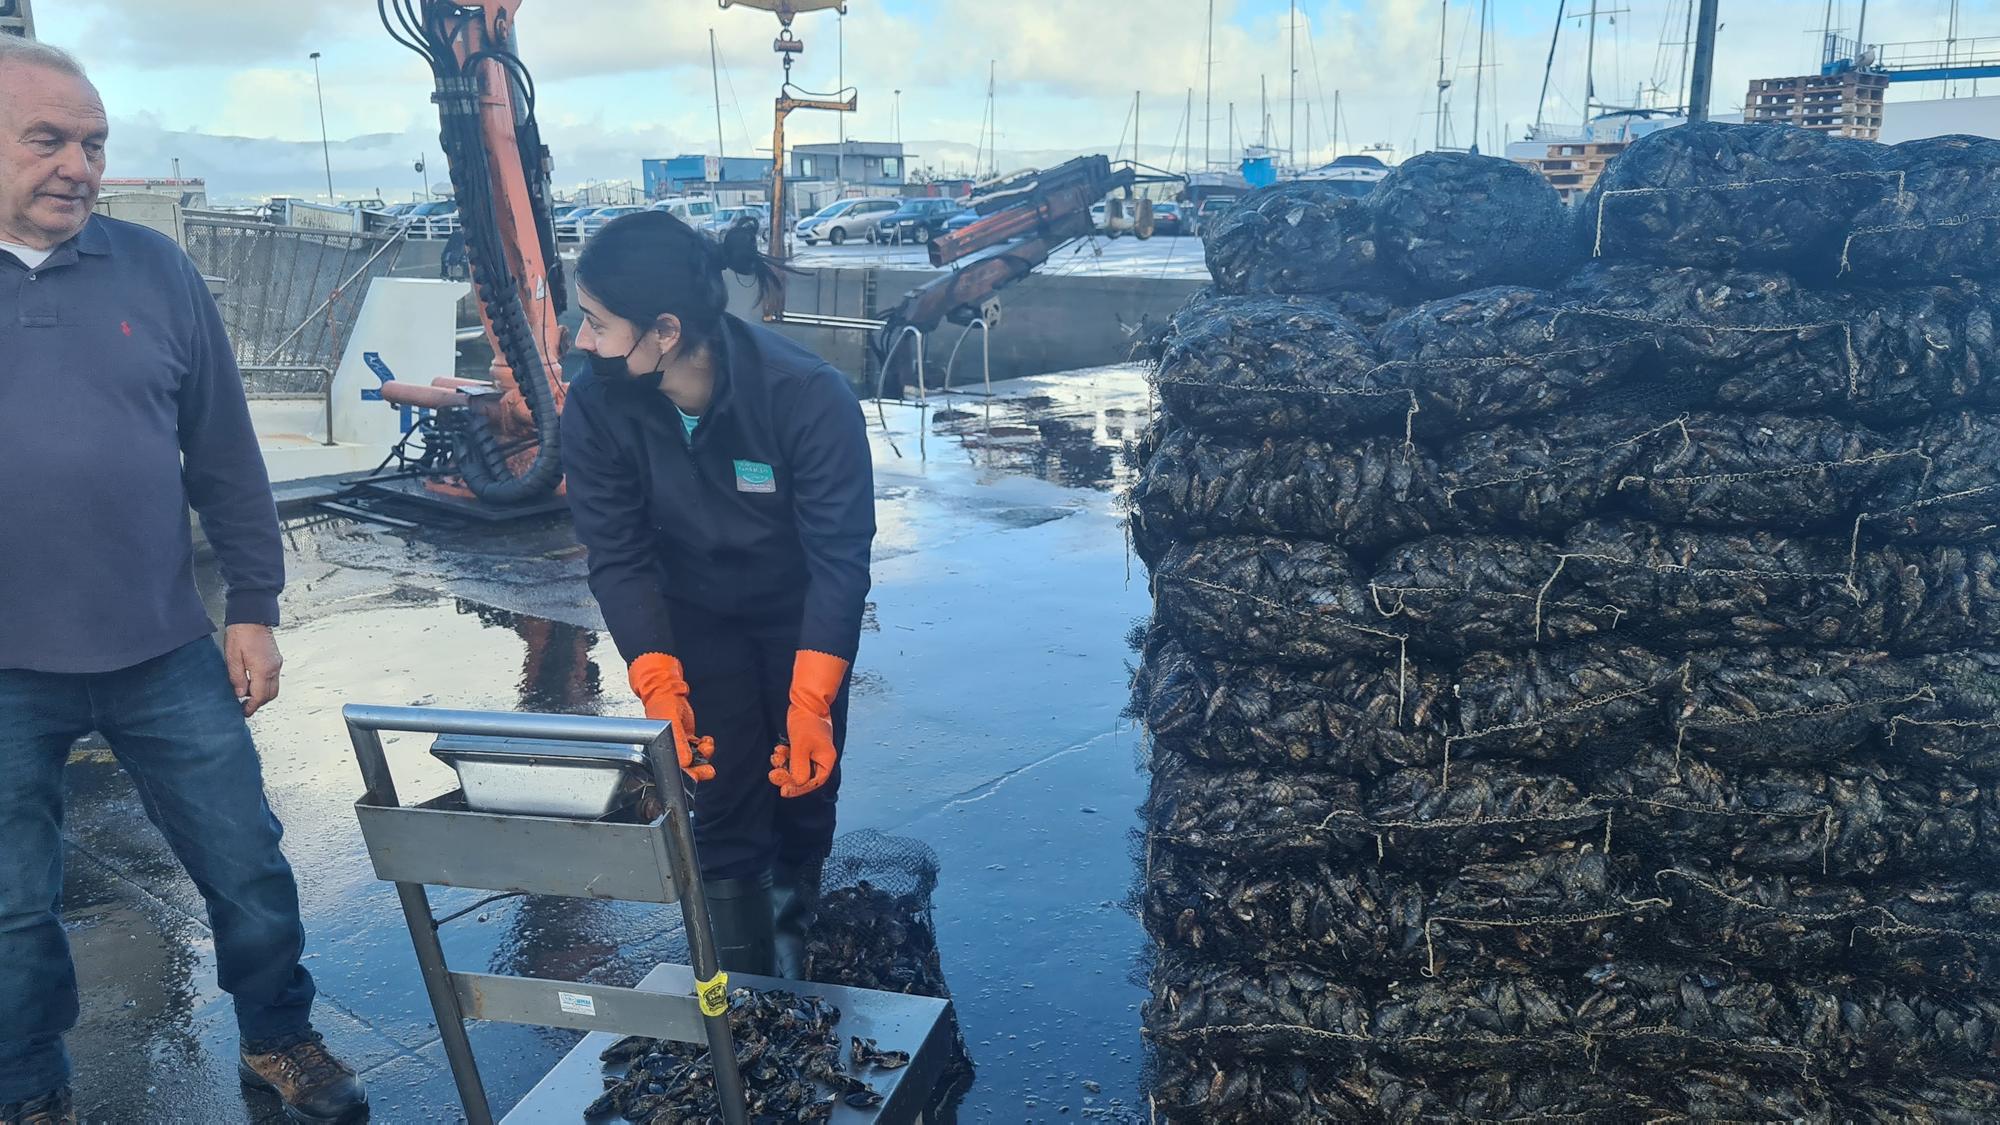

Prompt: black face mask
[588,335,667,384]
[587,349,639,382]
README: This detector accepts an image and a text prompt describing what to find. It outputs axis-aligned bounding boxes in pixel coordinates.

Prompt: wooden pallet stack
[1745,71,1889,140]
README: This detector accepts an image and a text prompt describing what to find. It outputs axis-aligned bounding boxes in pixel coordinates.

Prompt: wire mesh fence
[182,213,408,399]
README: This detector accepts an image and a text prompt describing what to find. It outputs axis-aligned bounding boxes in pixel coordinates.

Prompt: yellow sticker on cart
[697,971,729,1017]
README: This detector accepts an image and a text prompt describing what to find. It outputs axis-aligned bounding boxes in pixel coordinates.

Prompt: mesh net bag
[1144,844,1651,979]
[1370,151,1577,298]
[1653,865,2000,985]
[1151,954,2000,1079]
[1129,422,1452,552]
[1844,134,2000,286]
[1147,752,1606,870]
[1202,181,1400,298]
[1132,628,1679,777]
[1580,121,1892,281]
[811,830,974,1108]
[1153,294,1400,439]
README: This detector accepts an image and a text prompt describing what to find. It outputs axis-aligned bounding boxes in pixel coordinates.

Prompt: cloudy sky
[33,0,1995,203]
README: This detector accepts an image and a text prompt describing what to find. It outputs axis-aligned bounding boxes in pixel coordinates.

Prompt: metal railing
[1824,33,2000,77]
[182,216,408,427]
[871,325,928,460]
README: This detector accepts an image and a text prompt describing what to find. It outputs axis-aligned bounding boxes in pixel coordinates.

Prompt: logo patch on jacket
[733,459,776,493]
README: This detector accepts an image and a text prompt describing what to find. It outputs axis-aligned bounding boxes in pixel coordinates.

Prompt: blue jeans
[0,638,314,1101]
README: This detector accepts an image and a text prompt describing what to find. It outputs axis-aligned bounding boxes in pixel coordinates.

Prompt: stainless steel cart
[344,704,952,1124]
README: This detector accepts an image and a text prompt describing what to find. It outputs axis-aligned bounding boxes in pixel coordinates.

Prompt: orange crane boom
[379,0,569,506]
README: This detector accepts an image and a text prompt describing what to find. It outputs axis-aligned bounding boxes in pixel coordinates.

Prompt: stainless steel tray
[429,734,649,818]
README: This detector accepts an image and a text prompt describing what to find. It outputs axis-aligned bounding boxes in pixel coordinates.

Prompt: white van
[650,196,720,226]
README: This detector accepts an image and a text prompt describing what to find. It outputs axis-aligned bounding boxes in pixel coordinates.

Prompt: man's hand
[224,624,283,717]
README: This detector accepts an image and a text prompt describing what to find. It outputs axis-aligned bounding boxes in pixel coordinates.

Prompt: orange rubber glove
[768,650,849,798]
[628,653,716,782]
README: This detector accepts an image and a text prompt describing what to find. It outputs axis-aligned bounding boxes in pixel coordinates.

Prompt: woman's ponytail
[715,217,786,308]
[578,208,788,351]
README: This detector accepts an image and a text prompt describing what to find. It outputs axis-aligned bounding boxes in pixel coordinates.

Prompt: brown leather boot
[239,1031,369,1123]
[0,1086,76,1125]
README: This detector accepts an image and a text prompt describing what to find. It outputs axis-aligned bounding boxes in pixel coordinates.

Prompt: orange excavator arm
[380,0,569,506]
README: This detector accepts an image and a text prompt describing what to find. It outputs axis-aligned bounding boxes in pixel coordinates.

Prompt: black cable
[441,86,563,498]
[464,49,536,116]
[377,0,432,63]
[387,1,565,503]
[398,0,435,63]
[433,891,526,929]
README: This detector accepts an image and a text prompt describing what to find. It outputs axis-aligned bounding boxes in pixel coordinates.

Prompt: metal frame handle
[341,704,749,1125]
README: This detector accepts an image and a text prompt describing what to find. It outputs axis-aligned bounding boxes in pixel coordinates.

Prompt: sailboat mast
[1585,0,1599,123]
[1185,88,1195,175]
[1435,0,1451,151]
[1204,0,1215,171]
[1333,89,1341,158]
[1947,0,1962,97]
[985,61,997,178]
[1261,76,1269,149]
[1473,0,1487,153]
[1289,0,1298,167]
[1534,1,1566,137]
[1680,0,1698,111]
[710,29,726,161]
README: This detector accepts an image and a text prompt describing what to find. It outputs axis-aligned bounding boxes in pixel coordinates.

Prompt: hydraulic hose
[389,2,566,505]
[434,76,564,504]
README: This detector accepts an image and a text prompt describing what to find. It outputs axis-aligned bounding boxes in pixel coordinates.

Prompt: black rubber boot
[700,873,778,976]
[772,858,824,980]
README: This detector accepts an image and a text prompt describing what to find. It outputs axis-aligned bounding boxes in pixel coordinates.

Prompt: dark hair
[575,210,785,351]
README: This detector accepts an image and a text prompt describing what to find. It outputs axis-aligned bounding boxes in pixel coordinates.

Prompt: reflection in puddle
[929,369,1153,492]
[454,600,604,714]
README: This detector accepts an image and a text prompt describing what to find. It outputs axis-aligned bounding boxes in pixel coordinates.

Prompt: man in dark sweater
[0,40,366,1125]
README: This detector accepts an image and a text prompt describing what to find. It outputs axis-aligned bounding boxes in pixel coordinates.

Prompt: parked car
[795,197,900,246]
[405,198,459,238]
[580,204,647,238]
[941,209,983,235]
[703,204,768,236]
[877,198,969,245]
[553,204,602,239]
[1192,195,1240,237]
[1151,201,1186,236]
[651,196,720,227]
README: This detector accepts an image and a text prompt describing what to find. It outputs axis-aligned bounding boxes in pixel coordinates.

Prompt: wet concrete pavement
[60,365,1157,1123]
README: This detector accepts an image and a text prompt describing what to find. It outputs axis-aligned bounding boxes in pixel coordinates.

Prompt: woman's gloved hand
[629,652,717,782]
[769,650,849,798]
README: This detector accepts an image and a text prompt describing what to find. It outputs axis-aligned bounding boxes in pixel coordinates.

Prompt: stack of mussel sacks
[1129,126,2000,1121]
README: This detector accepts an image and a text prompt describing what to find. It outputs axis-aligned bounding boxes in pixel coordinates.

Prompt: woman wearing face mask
[560,212,875,978]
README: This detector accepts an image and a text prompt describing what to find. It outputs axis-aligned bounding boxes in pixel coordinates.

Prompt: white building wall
[1880,95,2000,143]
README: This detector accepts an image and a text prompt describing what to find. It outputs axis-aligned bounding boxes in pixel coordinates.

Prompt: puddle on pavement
[924,367,1151,492]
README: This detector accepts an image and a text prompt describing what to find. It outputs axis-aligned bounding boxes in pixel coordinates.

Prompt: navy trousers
[669,602,847,881]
